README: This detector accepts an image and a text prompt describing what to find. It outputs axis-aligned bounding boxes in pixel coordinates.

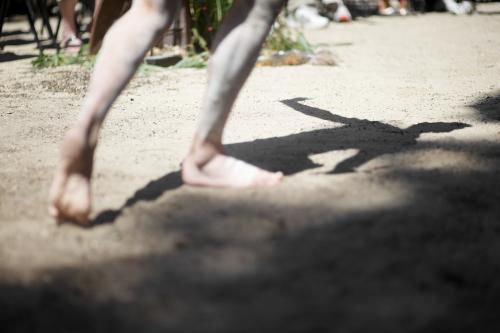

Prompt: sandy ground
[1,5,500,332]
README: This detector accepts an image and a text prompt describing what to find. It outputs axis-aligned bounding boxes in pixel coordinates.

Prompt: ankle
[187,137,224,165]
[75,113,104,148]
[63,127,91,152]
[59,129,95,175]
[64,122,98,155]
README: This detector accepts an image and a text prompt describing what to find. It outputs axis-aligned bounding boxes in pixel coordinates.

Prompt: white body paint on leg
[196,0,286,143]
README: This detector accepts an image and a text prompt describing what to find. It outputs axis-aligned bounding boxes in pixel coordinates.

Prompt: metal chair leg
[25,0,43,50]
[55,14,62,40]
[0,0,11,40]
[36,0,57,45]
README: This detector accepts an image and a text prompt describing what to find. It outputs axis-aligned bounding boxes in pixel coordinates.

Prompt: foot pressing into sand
[182,141,283,188]
[49,129,94,225]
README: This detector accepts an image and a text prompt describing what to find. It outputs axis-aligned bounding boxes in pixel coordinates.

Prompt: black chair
[0,0,57,51]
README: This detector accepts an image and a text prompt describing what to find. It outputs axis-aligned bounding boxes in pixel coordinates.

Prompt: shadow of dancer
[93,98,469,225]
[469,92,500,122]
[271,97,470,173]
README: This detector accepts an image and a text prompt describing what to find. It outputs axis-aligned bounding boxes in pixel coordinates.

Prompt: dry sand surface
[1,5,500,332]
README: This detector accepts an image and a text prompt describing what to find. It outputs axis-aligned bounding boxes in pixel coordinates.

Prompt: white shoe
[333,4,352,22]
[379,7,396,15]
[287,5,329,29]
[459,1,474,14]
[442,0,470,14]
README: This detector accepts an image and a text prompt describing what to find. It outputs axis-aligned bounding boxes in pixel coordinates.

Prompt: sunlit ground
[1,4,500,332]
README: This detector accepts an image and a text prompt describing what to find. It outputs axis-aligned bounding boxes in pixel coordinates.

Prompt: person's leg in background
[399,0,409,15]
[92,0,103,17]
[58,0,82,52]
[379,0,396,14]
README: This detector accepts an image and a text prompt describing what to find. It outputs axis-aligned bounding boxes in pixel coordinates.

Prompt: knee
[250,0,286,25]
[137,0,181,31]
[256,0,287,18]
[267,0,288,14]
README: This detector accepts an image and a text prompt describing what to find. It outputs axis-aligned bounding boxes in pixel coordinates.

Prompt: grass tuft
[32,44,95,69]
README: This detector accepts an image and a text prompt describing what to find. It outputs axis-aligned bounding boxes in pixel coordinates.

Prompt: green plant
[31,44,95,69]
[187,0,233,50]
[264,21,313,54]
[178,3,313,68]
[136,63,161,76]
[173,51,210,69]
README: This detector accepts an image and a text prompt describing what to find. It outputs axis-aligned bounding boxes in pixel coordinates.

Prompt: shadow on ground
[0,51,36,62]
[470,91,500,122]
[93,98,469,225]
[2,98,500,333]
[476,10,500,15]
[0,38,36,48]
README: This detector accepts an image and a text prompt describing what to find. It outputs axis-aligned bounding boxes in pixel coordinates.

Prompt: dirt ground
[1,5,500,333]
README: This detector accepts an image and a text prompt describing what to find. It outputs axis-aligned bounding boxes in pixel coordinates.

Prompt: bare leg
[182,0,285,188]
[59,0,78,39]
[378,0,395,14]
[88,0,103,32]
[94,0,103,15]
[58,0,81,52]
[49,0,181,225]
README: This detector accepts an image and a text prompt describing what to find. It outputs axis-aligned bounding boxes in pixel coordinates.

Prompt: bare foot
[182,145,283,188]
[49,129,94,226]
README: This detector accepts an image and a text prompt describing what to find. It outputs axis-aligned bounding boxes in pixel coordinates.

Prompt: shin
[194,0,286,148]
[76,0,182,146]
